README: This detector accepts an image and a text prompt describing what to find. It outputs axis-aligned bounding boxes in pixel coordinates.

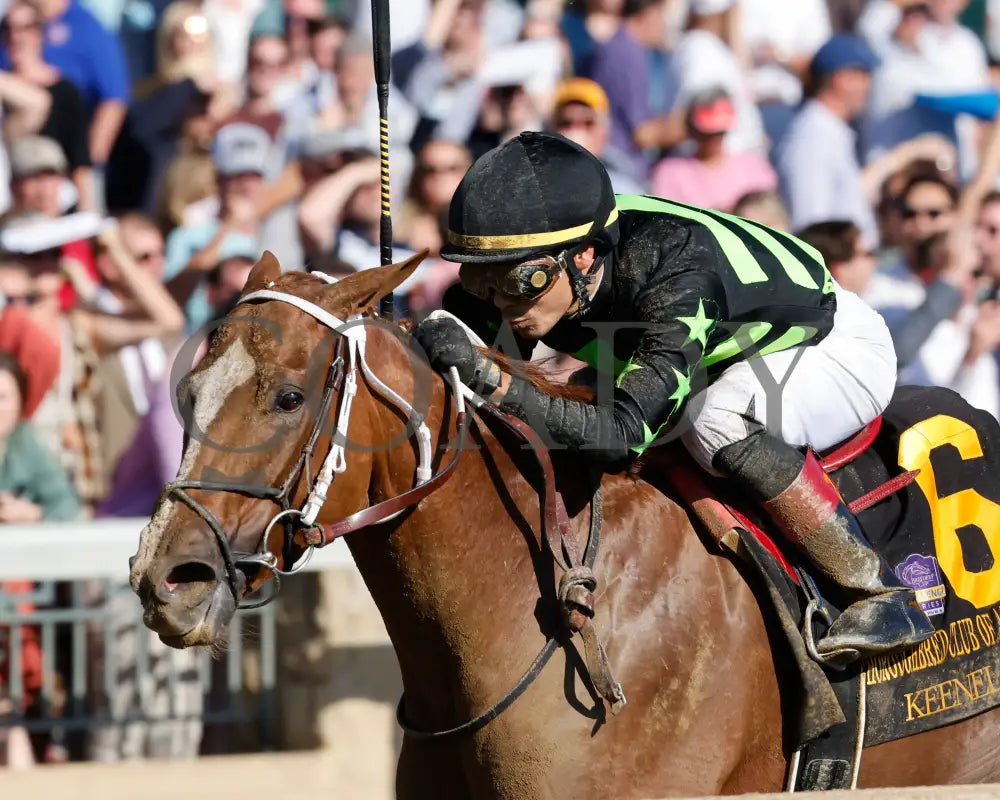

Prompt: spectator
[105,2,224,214]
[651,87,777,211]
[661,0,767,157]
[393,0,487,145]
[861,0,989,178]
[976,191,1000,292]
[585,0,676,181]
[221,32,291,174]
[2,136,102,308]
[733,189,791,230]
[0,305,60,420]
[297,135,395,266]
[776,34,954,248]
[561,0,623,76]
[797,220,877,294]
[0,350,80,522]
[2,1,91,210]
[740,0,832,148]
[279,14,348,119]
[0,9,54,141]
[898,174,958,252]
[2,0,131,172]
[163,122,269,329]
[777,34,882,246]
[324,33,415,187]
[548,77,645,194]
[3,135,67,220]
[399,139,471,255]
[864,0,937,159]
[865,177,989,399]
[0,213,183,507]
[89,214,182,487]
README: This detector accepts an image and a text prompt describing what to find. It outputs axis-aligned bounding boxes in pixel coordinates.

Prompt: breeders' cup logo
[895,553,947,617]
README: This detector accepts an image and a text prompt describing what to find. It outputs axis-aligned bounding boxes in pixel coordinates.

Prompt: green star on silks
[668,366,691,414]
[677,299,714,349]
[631,421,661,455]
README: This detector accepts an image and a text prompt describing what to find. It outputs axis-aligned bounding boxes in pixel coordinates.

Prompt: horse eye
[276,389,305,413]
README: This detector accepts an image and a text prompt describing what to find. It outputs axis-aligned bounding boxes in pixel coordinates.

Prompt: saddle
[660,384,1000,790]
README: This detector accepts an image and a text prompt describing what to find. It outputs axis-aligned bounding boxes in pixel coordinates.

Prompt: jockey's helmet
[440,131,619,267]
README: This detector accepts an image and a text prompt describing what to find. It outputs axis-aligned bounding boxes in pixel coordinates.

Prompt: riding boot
[713,430,935,667]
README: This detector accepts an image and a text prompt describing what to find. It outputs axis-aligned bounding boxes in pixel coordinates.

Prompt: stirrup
[797,567,845,671]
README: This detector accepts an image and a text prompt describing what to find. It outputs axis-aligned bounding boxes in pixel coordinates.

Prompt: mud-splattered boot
[713,430,935,667]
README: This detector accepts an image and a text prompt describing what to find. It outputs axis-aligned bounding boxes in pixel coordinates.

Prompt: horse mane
[490,352,595,402]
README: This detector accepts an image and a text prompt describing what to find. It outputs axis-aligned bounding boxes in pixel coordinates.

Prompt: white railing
[0,518,356,580]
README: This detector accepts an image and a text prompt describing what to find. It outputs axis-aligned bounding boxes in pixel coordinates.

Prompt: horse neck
[340,328,548,725]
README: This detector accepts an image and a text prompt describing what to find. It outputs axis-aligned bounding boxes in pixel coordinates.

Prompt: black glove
[413,316,503,395]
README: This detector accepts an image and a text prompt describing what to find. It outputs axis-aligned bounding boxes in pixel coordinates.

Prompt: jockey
[414,131,934,666]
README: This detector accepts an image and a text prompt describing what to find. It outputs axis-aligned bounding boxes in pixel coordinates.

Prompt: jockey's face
[489,246,597,339]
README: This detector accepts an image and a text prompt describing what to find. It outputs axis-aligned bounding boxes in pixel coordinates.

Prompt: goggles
[459,254,566,302]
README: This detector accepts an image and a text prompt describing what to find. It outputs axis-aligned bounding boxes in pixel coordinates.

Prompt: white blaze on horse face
[130,337,257,590]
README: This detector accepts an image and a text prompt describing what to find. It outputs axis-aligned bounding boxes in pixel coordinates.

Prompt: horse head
[129,250,428,648]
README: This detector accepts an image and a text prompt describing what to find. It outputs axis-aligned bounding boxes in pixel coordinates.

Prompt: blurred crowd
[4,0,1000,767]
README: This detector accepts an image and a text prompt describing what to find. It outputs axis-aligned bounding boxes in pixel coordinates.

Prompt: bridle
[157,275,625,735]
[161,275,471,610]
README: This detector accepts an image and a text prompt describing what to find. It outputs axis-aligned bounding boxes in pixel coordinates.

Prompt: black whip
[371,0,394,319]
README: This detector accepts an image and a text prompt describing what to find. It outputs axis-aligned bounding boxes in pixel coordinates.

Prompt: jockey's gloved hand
[413,317,503,396]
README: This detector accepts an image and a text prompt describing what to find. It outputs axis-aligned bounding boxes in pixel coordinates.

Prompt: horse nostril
[162,561,217,593]
[128,555,137,571]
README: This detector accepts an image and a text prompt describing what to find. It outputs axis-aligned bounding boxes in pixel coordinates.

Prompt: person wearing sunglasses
[414,131,933,664]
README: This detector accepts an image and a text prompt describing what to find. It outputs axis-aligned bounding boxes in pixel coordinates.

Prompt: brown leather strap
[305,410,472,545]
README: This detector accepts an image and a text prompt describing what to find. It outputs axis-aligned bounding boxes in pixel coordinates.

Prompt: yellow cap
[553,78,610,116]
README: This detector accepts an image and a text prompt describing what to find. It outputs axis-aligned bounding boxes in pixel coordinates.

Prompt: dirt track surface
[6,755,1000,800]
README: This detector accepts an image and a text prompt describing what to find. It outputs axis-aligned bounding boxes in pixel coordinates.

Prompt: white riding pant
[681,285,897,475]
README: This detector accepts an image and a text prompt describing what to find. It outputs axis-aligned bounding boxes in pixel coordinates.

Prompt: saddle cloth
[667,384,1000,785]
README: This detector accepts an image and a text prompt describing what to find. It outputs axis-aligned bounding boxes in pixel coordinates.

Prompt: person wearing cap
[5,134,67,220]
[660,0,766,158]
[776,34,883,248]
[651,87,777,212]
[548,77,645,195]
[414,131,934,663]
[163,122,270,330]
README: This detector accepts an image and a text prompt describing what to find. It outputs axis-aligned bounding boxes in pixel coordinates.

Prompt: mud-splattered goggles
[459,253,566,302]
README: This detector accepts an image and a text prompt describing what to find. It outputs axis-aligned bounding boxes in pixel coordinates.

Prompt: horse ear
[331,250,428,315]
[241,251,282,296]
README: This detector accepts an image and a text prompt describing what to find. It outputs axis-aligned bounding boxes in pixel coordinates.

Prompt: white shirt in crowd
[739,0,832,106]
[865,266,1000,420]
[775,100,879,249]
[662,29,766,155]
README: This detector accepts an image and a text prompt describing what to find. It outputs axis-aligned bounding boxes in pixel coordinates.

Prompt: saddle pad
[829,385,1000,747]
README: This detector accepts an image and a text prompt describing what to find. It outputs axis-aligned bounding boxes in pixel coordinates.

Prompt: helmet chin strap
[562,245,603,319]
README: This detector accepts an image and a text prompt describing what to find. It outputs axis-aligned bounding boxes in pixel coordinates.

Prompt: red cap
[689,93,736,136]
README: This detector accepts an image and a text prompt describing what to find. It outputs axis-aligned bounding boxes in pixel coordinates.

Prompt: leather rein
[164,280,625,734]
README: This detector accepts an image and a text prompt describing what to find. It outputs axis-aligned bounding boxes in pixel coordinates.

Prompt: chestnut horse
[129,254,1000,798]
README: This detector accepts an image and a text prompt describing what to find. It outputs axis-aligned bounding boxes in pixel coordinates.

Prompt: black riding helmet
[442,132,619,316]
[441,131,620,266]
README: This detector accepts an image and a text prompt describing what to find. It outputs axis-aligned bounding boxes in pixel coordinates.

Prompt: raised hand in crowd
[964,300,1000,369]
[298,154,381,256]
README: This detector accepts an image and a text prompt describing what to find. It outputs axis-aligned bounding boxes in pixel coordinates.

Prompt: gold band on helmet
[447,207,619,251]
